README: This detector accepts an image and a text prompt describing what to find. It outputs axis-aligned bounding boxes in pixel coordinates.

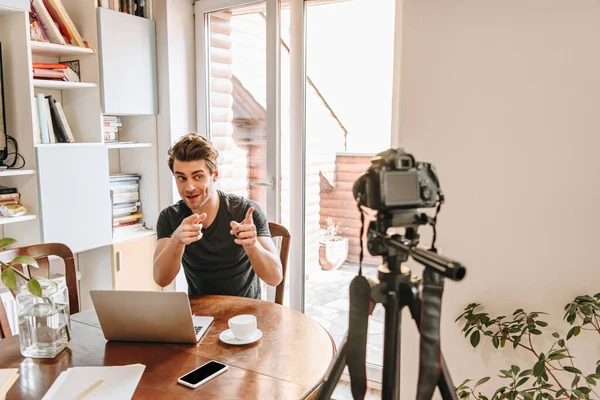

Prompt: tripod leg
[408,286,458,400]
[381,291,402,400]
[315,337,348,400]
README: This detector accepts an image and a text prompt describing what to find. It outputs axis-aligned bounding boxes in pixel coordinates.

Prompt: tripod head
[367,209,466,281]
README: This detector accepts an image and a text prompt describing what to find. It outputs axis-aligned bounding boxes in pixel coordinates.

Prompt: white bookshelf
[0,169,35,177]
[30,41,96,57]
[33,80,97,89]
[106,142,152,149]
[0,215,37,226]
[1,0,161,302]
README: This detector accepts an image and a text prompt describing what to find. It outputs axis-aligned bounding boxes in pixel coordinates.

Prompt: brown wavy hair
[168,134,219,174]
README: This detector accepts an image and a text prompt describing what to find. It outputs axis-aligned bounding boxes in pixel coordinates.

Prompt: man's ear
[213,170,219,181]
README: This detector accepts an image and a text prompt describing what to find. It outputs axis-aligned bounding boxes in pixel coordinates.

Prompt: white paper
[0,368,19,396]
[42,364,145,400]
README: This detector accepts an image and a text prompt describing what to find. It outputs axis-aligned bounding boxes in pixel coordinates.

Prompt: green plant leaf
[585,376,595,386]
[518,369,532,378]
[1,267,17,291]
[552,332,560,338]
[492,336,500,348]
[470,331,481,348]
[522,392,534,400]
[0,237,17,249]
[10,255,38,268]
[516,377,529,387]
[511,365,520,377]
[475,377,491,388]
[577,387,591,395]
[499,369,512,378]
[27,278,42,297]
[564,366,582,374]
[572,375,580,388]
[535,393,543,400]
[559,339,566,347]
[567,326,579,340]
[533,360,545,377]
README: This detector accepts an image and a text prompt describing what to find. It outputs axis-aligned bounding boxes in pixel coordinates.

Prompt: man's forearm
[245,242,282,286]
[153,236,186,287]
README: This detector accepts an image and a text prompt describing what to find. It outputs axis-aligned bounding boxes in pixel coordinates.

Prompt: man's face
[173,159,218,212]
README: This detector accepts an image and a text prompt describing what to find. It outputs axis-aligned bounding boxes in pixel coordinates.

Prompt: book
[32,63,68,69]
[46,96,69,143]
[0,186,17,195]
[36,93,50,144]
[33,68,65,80]
[32,97,42,144]
[32,0,67,45]
[43,100,56,143]
[54,102,75,142]
[43,0,86,47]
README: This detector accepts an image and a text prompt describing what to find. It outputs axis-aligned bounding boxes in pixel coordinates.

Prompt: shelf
[0,215,37,226]
[112,229,156,244]
[30,41,96,57]
[0,169,36,177]
[106,142,152,149]
[33,80,97,89]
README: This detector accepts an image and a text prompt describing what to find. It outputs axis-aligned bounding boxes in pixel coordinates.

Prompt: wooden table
[0,295,336,399]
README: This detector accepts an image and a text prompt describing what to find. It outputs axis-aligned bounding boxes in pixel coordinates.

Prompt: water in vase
[18,302,69,358]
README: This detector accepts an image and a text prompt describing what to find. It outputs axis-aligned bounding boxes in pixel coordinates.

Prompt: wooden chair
[269,222,290,305]
[0,243,80,338]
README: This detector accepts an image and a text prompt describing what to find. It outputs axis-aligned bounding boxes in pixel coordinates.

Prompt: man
[153,134,282,299]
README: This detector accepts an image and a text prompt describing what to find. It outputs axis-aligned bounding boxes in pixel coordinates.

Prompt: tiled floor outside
[305,261,385,366]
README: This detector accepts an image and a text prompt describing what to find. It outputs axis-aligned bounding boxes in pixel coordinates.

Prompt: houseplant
[0,237,71,358]
[318,217,349,270]
[455,294,600,399]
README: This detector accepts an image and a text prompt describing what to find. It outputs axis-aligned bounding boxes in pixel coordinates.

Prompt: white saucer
[219,329,263,345]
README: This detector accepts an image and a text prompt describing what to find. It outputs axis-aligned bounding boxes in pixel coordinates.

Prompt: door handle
[116,251,122,272]
[250,178,274,187]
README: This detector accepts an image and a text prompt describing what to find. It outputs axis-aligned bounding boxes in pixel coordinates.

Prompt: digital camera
[352,148,442,211]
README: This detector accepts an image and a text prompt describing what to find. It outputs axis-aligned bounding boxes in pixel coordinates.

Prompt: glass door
[289,0,398,381]
[195,0,285,302]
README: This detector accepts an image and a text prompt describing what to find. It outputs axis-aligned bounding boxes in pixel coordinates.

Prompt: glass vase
[16,279,71,358]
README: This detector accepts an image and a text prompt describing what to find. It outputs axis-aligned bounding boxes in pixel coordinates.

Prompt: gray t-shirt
[156,190,270,299]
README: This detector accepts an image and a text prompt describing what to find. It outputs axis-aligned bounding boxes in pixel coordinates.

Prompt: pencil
[73,378,104,400]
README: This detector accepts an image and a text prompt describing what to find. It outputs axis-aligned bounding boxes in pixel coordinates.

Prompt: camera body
[353,148,441,211]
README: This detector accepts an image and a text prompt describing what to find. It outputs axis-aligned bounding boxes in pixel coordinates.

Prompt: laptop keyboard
[194,326,203,335]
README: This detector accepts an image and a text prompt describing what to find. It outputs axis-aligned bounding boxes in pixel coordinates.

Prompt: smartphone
[177,360,229,389]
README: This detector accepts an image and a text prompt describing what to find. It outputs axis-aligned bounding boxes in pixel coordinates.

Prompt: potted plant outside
[319,217,349,271]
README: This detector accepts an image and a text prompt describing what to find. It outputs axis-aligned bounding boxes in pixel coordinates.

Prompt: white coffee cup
[228,314,257,340]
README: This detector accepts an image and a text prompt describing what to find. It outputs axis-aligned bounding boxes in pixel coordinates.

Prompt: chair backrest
[0,299,11,339]
[0,243,80,338]
[269,222,290,305]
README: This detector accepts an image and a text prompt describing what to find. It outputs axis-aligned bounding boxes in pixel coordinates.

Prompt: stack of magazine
[110,173,143,238]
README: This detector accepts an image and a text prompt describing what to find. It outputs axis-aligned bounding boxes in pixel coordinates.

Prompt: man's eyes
[177,175,204,181]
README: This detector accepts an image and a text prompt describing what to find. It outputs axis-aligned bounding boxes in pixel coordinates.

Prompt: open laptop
[89,290,213,344]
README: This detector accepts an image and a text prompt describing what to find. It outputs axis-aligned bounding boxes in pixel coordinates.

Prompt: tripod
[315,212,466,400]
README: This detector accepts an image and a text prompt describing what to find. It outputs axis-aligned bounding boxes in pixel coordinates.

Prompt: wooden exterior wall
[209,12,249,198]
[319,154,380,265]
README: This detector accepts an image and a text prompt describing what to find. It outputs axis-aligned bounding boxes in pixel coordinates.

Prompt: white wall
[155,0,196,293]
[396,1,600,398]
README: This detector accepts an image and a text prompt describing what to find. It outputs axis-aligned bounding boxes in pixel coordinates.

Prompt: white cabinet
[36,144,112,253]
[97,8,158,115]
[0,0,28,12]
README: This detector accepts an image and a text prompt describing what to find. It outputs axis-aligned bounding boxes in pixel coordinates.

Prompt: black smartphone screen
[180,361,227,385]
